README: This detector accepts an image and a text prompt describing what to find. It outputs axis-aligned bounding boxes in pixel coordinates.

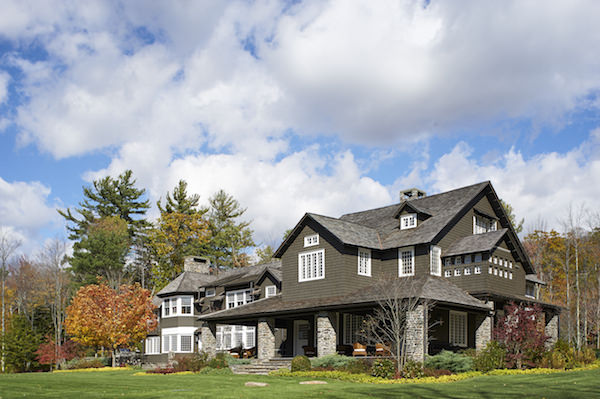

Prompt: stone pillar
[258,318,276,360]
[476,301,494,352]
[201,322,217,358]
[317,312,337,357]
[405,304,427,363]
[545,313,559,349]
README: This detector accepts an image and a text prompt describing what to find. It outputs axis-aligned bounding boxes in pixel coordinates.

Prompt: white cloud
[426,130,600,233]
[0,178,60,252]
[0,72,9,104]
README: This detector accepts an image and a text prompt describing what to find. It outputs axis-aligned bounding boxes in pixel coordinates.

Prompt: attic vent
[400,188,426,201]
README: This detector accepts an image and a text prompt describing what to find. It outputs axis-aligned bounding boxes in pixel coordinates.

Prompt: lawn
[0,368,598,399]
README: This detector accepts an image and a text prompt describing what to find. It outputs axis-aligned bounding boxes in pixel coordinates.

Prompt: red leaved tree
[494,302,548,369]
[65,282,157,367]
[35,336,82,370]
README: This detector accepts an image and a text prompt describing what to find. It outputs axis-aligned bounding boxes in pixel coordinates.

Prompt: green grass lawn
[0,368,598,399]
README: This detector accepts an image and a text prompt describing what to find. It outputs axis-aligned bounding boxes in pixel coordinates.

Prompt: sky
[1,0,600,256]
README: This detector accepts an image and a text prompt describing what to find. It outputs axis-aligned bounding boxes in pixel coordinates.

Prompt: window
[494,257,498,264]
[494,268,498,276]
[444,258,452,266]
[216,325,256,350]
[163,334,177,352]
[358,248,372,276]
[464,255,472,264]
[181,296,192,314]
[163,299,171,316]
[226,289,254,309]
[265,285,277,298]
[180,335,193,352]
[526,283,535,298]
[509,261,513,269]
[398,247,415,277]
[161,327,197,353]
[145,337,160,355]
[504,270,508,279]
[509,272,513,280]
[488,267,493,274]
[400,213,417,230]
[488,255,492,263]
[464,267,471,276]
[298,249,325,282]
[455,268,461,276]
[449,311,467,347]
[474,266,481,274]
[344,314,365,345]
[430,246,441,276]
[445,270,452,277]
[455,256,462,265]
[206,288,216,297]
[304,234,319,247]
[474,253,482,262]
[473,214,497,234]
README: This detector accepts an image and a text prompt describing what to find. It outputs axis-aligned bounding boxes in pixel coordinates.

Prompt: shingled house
[143,257,281,365]
[198,181,560,362]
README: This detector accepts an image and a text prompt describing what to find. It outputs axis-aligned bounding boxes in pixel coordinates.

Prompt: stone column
[405,304,427,363]
[258,318,276,360]
[545,313,559,349]
[476,301,494,352]
[317,312,337,357]
[201,322,217,358]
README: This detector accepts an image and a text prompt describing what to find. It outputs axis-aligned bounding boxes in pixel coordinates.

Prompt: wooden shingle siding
[160,316,197,329]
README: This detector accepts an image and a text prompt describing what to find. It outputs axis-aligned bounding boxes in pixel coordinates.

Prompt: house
[196,181,560,362]
[143,256,281,365]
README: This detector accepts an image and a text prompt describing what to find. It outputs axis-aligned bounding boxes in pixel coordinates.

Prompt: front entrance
[293,320,310,356]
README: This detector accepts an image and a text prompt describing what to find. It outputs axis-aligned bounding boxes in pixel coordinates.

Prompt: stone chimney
[183,256,211,274]
[400,188,427,202]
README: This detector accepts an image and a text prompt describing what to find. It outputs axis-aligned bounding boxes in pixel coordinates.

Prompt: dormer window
[206,288,216,297]
[304,234,319,247]
[473,214,497,234]
[400,213,417,230]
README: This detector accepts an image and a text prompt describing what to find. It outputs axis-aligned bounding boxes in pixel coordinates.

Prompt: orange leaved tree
[65,282,157,367]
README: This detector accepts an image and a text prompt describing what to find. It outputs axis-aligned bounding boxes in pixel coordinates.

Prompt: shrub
[172,352,209,372]
[342,358,372,374]
[291,355,311,372]
[310,354,353,369]
[423,368,453,377]
[63,357,107,370]
[198,366,233,375]
[207,353,229,369]
[400,360,424,379]
[473,341,506,372]
[371,358,396,379]
[147,367,176,374]
[425,350,473,373]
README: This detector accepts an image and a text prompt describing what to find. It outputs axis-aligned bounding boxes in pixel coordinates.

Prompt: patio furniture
[375,343,391,356]
[336,344,353,356]
[243,347,256,358]
[352,342,367,357]
[302,346,316,357]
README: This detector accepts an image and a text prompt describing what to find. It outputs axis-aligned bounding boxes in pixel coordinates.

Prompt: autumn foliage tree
[35,336,81,370]
[494,302,548,369]
[65,282,157,367]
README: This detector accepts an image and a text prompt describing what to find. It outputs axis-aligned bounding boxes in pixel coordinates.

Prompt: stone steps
[230,358,292,375]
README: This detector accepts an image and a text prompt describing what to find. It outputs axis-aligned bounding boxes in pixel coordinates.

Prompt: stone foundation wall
[545,314,559,348]
[475,314,492,351]
[258,318,276,360]
[405,304,427,363]
[201,323,217,358]
[317,312,337,357]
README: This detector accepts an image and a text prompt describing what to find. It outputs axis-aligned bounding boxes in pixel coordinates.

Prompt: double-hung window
[181,296,192,314]
[226,289,253,309]
[163,296,194,317]
[473,214,497,234]
[358,248,371,276]
[449,311,467,347]
[145,337,160,355]
[265,285,277,298]
[398,247,415,277]
[298,249,325,282]
[400,213,417,230]
[430,246,441,276]
[343,314,365,345]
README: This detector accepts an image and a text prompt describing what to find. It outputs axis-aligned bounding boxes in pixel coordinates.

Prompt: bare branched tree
[360,276,436,371]
[0,227,22,373]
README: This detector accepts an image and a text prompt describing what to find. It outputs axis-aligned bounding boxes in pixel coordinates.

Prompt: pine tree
[157,180,204,215]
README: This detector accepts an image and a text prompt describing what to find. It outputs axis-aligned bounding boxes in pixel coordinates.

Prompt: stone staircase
[230,358,292,375]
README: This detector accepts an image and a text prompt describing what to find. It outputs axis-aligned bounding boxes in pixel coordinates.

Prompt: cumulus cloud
[0,177,60,251]
[0,72,9,104]
[425,130,600,233]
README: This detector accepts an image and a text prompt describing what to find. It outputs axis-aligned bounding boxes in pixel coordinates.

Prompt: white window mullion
[298,249,325,282]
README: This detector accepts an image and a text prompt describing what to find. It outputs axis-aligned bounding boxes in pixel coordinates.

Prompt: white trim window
[343,314,365,345]
[163,334,177,352]
[145,337,160,355]
[161,327,197,354]
[464,255,472,265]
[474,266,481,274]
[430,246,441,276]
[474,253,482,263]
[304,234,319,247]
[444,270,451,278]
[489,267,493,274]
[216,325,256,350]
[504,270,508,279]
[265,285,277,298]
[398,247,415,277]
[473,215,497,234]
[464,267,471,276]
[181,296,192,314]
[298,249,325,282]
[226,289,254,309]
[400,213,417,230]
[509,261,513,269]
[206,288,216,297]
[358,248,372,276]
[449,311,467,347]
[444,258,452,267]
[509,272,513,280]
[455,256,462,265]
[454,268,461,277]
[162,296,194,318]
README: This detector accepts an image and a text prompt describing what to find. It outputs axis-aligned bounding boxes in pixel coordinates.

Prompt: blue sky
[1,1,600,255]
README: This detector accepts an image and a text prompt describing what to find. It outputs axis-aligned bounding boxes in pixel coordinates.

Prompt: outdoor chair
[375,343,391,356]
[352,342,367,357]
[302,345,316,357]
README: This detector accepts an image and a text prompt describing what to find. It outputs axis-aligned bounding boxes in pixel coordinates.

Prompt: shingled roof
[200,275,489,322]
[156,271,216,297]
[444,229,508,257]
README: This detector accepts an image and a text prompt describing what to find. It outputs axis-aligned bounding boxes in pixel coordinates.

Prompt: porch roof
[443,229,508,257]
[199,275,489,322]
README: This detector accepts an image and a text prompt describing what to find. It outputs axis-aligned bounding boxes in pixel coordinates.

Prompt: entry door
[293,320,310,356]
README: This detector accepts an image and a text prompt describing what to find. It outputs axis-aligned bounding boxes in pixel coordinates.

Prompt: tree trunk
[112,349,117,368]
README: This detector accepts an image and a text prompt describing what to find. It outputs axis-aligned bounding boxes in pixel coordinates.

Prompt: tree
[4,314,42,373]
[0,227,21,373]
[500,199,524,235]
[70,216,131,288]
[149,181,210,290]
[360,276,435,372]
[494,302,548,369]
[65,282,157,367]
[206,190,255,267]
[255,245,275,265]
[37,239,72,369]
[35,336,81,371]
